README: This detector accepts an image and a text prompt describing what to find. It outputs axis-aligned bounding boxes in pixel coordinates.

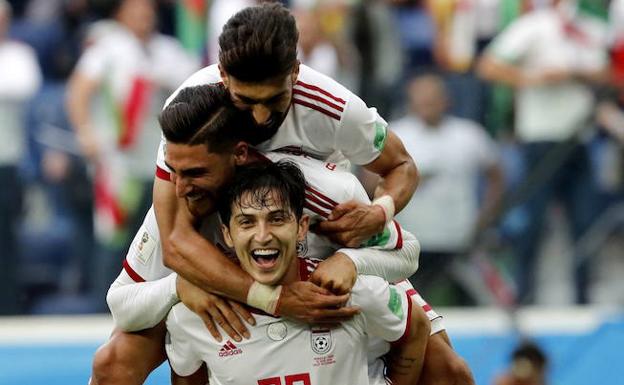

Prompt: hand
[313,200,385,247]
[276,281,360,323]
[309,252,357,295]
[176,276,255,342]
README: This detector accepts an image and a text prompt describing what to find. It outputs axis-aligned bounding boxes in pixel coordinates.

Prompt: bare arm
[153,177,253,301]
[475,163,505,234]
[65,71,101,161]
[477,53,609,89]
[386,300,431,385]
[364,130,419,213]
[316,131,419,247]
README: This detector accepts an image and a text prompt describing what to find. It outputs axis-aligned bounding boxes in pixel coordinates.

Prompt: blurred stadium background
[1,0,623,384]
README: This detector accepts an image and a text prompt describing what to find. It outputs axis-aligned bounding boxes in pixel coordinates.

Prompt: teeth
[252,249,279,257]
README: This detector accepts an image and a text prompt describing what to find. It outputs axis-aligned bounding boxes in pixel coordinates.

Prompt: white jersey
[108,152,440,334]
[125,151,409,284]
[166,260,413,385]
[156,63,389,175]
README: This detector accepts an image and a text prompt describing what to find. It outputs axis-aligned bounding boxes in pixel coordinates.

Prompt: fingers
[229,300,256,326]
[309,306,361,323]
[205,304,244,343]
[219,302,252,340]
[198,312,222,342]
[328,201,357,221]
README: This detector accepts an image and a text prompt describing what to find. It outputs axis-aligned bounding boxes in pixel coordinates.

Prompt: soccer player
[152,2,419,325]
[166,160,429,385]
[148,4,473,384]
[96,85,437,385]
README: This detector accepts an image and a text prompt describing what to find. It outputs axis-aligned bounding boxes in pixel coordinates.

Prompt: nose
[251,104,271,125]
[175,177,191,198]
[254,222,273,244]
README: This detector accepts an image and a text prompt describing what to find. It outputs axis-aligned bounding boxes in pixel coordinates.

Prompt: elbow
[163,231,184,270]
[410,301,431,340]
[404,238,421,277]
[106,288,133,332]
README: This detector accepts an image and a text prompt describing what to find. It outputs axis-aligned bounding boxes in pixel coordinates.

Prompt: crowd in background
[1,0,623,316]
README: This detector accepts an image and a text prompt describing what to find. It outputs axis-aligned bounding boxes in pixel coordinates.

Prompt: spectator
[0,0,42,314]
[493,341,548,385]
[391,73,504,305]
[66,0,199,308]
[477,0,610,304]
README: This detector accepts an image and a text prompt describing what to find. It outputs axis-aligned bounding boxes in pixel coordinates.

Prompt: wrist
[372,194,395,226]
[246,281,282,315]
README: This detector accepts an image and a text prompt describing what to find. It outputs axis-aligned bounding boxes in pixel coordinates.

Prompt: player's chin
[187,198,215,217]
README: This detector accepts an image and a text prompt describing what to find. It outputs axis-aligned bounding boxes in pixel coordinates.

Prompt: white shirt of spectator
[0,40,41,165]
[392,116,499,252]
[156,64,388,174]
[487,7,608,142]
[166,266,412,385]
[75,25,199,178]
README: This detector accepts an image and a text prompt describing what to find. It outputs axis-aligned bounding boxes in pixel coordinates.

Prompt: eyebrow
[164,161,207,177]
[233,91,287,105]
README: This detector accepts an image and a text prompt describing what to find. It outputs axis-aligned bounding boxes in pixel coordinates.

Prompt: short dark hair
[218,160,306,225]
[512,341,547,369]
[219,2,299,82]
[159,85,254,153]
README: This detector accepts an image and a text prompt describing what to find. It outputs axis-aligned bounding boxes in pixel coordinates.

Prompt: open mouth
[251,248,280,269]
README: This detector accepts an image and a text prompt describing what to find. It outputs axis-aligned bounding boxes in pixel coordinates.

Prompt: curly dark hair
[219,2,299,82]
[218,160,306,226]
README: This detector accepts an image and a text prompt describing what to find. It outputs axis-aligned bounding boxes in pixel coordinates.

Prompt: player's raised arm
[316,127,419,248]
[154,85,359,323]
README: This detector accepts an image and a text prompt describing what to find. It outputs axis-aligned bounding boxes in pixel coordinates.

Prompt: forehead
[228,75,291,99]
[234,189,290,214]
[165,142,223,168]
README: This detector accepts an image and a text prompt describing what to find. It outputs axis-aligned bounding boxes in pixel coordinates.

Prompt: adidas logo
[218,340,243,357]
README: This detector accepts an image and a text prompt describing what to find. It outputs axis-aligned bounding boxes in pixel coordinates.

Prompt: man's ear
[297,214,310,242]
[219,64,229,87]
[221,223,234,248]
[233,141,249,165]
[291,61,300,84]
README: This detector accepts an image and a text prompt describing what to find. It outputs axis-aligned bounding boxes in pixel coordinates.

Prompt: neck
[277,255,302,285]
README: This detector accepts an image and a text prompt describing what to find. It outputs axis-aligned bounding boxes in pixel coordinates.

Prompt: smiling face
[221,188,309,285]
[164,142,240,217]
[220,65,298,144]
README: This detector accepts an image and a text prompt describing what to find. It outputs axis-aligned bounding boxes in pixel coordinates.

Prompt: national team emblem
[267,321,287,341]
[310,328,332,355]
[373,121,387,151]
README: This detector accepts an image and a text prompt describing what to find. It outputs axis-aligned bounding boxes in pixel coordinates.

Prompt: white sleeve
[0,44,41,100]
[156,136,170,175]
[487,15,536,63]
[339,230,420,282]
[337,92,388,166]
[106,271,179,332]
[351,276,411,343]
[166,305,205,376]
[75,42,108,81]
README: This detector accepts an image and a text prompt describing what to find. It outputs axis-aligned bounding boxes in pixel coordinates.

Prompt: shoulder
[293,65,354,121]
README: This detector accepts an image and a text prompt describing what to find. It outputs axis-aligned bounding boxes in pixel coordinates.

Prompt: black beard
[246,113,284,145]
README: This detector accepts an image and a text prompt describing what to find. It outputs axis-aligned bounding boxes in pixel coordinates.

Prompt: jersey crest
[310,328,333,355]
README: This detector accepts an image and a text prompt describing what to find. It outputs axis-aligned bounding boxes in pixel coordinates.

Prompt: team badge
[387,286,404,320]
[267,322,287,341]
[310,328,332,355]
